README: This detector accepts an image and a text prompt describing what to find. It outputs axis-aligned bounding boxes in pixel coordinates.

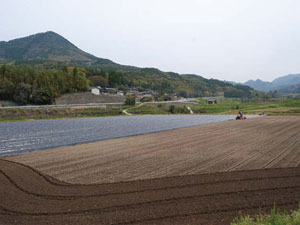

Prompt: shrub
[141,96,154,103]
[169,105,175,113]
[231,206,300,225]
[125,96,136,105]
[168,105,190,114]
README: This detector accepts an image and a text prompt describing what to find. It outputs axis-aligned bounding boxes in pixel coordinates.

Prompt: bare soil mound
[1,159,300,225]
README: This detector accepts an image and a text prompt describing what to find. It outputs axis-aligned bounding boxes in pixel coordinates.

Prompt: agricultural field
[1,98,299,122]
[2,116,300,224]
[128,98,300,115]
[1,159,300,225]
[193,98,300,115]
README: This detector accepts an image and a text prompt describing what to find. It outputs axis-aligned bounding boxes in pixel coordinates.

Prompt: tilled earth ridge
[6,116,300,184]
[1,159,300,225]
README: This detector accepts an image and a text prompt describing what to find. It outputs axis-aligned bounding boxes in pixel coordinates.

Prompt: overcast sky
[1,0,300,82]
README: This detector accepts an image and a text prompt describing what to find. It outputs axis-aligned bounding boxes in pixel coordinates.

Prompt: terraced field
[2,116,300,224]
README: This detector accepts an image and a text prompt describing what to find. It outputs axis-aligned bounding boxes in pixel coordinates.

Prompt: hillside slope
[0,31,115,67]
[245,74,300,93]
[0,31,256,98]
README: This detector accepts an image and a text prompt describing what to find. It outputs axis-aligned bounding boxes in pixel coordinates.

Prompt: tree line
[0,65,259,105]
[0,65,89,105]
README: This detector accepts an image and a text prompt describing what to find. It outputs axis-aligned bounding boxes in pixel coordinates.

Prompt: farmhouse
[90,86,118,95]
[208,100,218,104]
[90,87,100,95]
[117,91,124,96]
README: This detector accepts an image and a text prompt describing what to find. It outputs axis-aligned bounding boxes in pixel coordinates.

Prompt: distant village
[89,86,220,104]
[89,86,180,102]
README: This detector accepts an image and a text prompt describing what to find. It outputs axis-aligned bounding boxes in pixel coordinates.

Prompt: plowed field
[1,159,300,225]
[2,116,300,224]
[6,116,300,184]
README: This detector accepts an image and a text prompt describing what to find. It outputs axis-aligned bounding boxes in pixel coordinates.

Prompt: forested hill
[0,31,117,67]
[0,31,257,101]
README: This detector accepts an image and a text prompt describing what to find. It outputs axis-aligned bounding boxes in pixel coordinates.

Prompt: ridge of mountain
[244,74,300,93]
[0,31,257,98]
[0,31,116,66]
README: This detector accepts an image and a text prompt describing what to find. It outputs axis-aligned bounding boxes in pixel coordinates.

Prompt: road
[1,98,198,110]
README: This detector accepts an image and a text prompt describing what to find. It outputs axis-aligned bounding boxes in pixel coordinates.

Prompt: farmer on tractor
[236,111,246,120]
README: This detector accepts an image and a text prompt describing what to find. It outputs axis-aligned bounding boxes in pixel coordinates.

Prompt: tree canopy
[0,65,89,104]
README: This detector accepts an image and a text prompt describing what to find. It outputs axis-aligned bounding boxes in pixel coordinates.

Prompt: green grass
[126,98,300,116]
[1,98,299,122]
[231,206,300,225]
[127,103,171,115]
[190,98,296,115]
[191,98,300,115]
[0,106,124,122]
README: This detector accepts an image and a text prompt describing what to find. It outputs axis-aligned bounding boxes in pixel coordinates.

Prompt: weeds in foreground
[231,206,300,225]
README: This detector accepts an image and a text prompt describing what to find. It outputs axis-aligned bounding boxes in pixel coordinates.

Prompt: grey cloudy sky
[1,0,300,82]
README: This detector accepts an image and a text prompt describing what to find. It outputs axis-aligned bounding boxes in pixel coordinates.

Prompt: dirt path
[1,159,300,225]
[6,116,300,184]
[187,106,194,114]
[122,103,145,115]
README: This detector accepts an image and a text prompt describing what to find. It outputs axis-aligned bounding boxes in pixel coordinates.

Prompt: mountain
[224,81,237,85]
[244,79,273,92]
[275,84,300,94]
[0,31,257,98]
[272,74,300,87]
[244,74,300,93]
[0,31,117,67]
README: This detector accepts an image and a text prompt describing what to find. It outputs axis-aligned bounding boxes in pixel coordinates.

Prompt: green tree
[13,83,32,105]
[0,78,15,100]
[125,95,136,105]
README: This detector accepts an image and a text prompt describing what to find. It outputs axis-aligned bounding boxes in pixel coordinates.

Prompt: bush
[32,87,54,105]
[231,206,300,225]
[168,105,190,114]
[125,96,136,105]
[141,96,154,103]
[169,105,175,113]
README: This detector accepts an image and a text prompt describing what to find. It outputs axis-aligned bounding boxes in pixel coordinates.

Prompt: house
[106,88,117,94]
[163,94,172,101]
[117,91,124,96]
[208,100,218,104]
[99,87,108,95]
[90,86,118,95]
[91,87,100,95]
[126,92,136,96]
[143,94,152,98]
[136,92,146,98]
[128,87,138,92]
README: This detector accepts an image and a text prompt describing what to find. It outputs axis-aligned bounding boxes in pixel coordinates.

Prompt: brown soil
[2,116,300,224]
[6,116,300,184]
[1,159,300,225]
